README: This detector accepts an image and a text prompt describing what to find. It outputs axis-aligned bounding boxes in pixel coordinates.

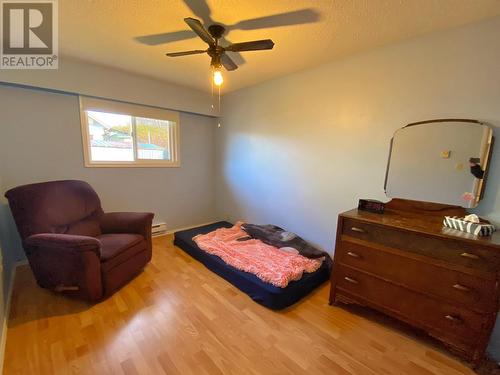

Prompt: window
[80,96,180,167]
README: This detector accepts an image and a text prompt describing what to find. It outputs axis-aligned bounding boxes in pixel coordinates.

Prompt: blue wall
[217,17,500,359]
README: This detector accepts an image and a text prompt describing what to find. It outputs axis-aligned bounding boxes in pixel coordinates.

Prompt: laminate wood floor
[3,235,491,374]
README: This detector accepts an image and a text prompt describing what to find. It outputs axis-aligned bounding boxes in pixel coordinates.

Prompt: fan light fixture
[213,68,223,86]
[161,17,278,110]
[135,5,321,111]
[164,19,275,90]
[138,6,322,91]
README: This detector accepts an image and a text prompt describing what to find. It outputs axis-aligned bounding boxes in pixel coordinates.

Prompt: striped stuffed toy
[443,216,496,236]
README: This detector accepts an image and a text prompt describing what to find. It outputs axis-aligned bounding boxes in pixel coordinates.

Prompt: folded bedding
[241,223,326,258]
[193,222,323,288]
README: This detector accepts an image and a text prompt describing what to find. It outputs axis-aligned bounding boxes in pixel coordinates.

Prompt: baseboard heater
[152,222,168,237]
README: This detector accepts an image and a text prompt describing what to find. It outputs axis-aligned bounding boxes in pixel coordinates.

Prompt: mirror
[385,119,493,208]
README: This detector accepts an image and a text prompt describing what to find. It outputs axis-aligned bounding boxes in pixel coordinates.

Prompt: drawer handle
[347,251,361,259]
[460,252,480,260]
[444,315,463,324]
[344,276,359,284]
[351,227,365,233]
[452,284,471,292]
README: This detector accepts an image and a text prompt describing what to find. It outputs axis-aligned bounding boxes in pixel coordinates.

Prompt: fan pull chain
[218,85,221,113]
[209,65,214,112]
[211,67,214,96]
[210,68,214,111]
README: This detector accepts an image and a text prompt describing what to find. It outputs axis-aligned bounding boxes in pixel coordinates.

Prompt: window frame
[79,96,180,168]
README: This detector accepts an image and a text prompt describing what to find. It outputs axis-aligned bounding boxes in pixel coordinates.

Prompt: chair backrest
[5,180,104,240]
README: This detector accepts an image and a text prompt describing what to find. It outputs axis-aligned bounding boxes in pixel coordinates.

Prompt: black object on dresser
[329,198,500,364]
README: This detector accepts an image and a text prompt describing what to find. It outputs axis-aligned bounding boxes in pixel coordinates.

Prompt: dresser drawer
[342,218,500,272]
[335,265,488,343]
[336,240,498,312]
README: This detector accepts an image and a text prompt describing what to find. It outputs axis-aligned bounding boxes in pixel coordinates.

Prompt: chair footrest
[54,285,80,292]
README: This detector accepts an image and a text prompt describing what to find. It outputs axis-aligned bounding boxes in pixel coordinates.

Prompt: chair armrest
[25,233,101,256]
[24,233,103,301]
[100,212,154,238]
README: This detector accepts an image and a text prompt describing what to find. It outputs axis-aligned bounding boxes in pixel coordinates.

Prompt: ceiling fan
[135,0,320,87]
[166,17,275,86]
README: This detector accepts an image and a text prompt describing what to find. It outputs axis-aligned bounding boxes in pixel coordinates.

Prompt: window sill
[84,161,180,168]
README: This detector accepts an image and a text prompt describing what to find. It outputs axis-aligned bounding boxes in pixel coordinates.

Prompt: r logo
[2,2,53,54]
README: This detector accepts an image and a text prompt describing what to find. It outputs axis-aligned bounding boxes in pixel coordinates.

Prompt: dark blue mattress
[173,221,332,310]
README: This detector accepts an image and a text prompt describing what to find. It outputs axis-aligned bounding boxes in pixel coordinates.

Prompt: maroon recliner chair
[5,180,154,301]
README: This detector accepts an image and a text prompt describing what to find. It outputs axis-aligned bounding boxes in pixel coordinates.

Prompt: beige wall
[216,17,500,357]
[0,83,218,264]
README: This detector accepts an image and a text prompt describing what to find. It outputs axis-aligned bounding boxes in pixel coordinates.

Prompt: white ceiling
[60,0,500,93]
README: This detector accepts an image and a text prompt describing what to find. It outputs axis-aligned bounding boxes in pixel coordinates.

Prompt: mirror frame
[384,118,494,208]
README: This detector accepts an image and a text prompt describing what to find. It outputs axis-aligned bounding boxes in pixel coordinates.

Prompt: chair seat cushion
[98,233,144,261]
[99,233,148,273]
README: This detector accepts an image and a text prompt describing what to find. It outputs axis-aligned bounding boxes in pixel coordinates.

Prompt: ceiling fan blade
[183,0,212,24]
[225,39,274,52]
[134,30,196,46]
[220,36,246,66]
[184,17,214,45]
[166,50,206,57]
[230,9,320,30]
[221,53,238,71]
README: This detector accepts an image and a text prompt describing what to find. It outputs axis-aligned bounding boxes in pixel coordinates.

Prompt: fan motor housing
[208,24,226,39]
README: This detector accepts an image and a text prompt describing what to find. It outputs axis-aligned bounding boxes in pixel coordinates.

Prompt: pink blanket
[193,222,323,288]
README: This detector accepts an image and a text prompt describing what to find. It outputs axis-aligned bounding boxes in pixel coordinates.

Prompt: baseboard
[0,259,28,374]
[164,220,222,235]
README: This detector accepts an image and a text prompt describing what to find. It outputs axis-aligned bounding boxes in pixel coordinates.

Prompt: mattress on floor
[173,221,331,310]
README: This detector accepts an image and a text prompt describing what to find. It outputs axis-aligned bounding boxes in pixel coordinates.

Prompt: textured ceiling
[60,0,500,93]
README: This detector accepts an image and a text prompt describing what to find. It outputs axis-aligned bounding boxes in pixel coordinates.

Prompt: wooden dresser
[329,199,500,363]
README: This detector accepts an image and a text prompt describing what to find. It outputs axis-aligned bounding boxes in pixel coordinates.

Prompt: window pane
[135,117,172,161]
[87,111,134,161]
